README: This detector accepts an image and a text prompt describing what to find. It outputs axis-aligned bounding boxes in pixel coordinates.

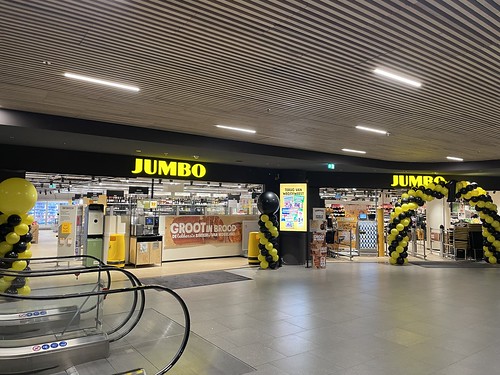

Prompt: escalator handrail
[0,283,190,374]
[0,265,145,341]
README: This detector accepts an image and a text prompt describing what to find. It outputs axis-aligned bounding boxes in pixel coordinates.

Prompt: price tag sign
[61,222,72,234]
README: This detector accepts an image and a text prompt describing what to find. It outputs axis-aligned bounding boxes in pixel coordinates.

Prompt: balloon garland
[256,191,280,270]
[387,180,499,265]
[0,178,38,294]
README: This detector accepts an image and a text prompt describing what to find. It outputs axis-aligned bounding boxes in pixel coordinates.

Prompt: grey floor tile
[270,352,344,375]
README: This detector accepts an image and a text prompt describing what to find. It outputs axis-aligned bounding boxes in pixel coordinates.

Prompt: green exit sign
[327,163,335,170]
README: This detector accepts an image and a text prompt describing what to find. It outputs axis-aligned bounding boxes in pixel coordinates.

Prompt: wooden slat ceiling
[0,0,498,163]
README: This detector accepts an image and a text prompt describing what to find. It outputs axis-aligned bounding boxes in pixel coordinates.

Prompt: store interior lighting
[373,68,422,87]
[355,125,389,135]
[64,72,140,92]
[215,125,256,134]
[25,172,262,198]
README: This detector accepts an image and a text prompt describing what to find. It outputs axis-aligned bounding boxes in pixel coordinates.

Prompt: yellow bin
[107,234,125,268]
[248,231,261,266]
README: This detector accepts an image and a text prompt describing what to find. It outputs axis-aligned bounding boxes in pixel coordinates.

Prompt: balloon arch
[387,180,500,265]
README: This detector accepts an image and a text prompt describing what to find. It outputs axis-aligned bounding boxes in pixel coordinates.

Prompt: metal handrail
[0,283,190,374]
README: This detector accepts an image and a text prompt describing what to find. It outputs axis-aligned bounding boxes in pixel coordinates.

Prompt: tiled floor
[24,230,500,374]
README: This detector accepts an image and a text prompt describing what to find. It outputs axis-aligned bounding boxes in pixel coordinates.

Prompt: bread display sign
[165,215,242,247]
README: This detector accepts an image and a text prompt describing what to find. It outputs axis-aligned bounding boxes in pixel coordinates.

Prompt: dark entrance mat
[140,270,252,290]
[410,261,498,268]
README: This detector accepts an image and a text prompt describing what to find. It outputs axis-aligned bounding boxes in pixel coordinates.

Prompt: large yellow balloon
[22,214,35,226]
[489,256,497,264]
[260,261,269,269]
[0,178,38,214]
[0,241,13,254]
[260,214,269,222]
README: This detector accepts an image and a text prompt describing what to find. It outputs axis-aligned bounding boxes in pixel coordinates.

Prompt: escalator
[0,259,190,375]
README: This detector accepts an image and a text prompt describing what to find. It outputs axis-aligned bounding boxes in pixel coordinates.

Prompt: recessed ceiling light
[447,156,464,162]
[342,148,366,154]
[355,125,389,135]
[215,125,256,134]
[163,152,169,156]
[135,149,142,153]
[373,68,422,87]
[64,72,140,92]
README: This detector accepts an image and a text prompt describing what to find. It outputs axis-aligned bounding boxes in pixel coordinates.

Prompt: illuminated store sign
[131,158,207,178]
[279,183,307,232]
[391,174,446,188]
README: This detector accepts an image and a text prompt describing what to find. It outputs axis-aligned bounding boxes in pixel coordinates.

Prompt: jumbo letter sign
[390,174,446,188]
[131,158,207,178]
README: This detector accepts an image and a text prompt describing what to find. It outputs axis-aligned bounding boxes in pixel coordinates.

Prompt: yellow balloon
[401,204,409,211]
[487,235,495,243]
[272,231,279,238]
[260,261,269,269]
[391,251,399,259]
[270,249,278,257]
[404,258,409,264]
[257,254,265,262]
[484,250,492,258]
[0,241,13,253]
[389,257,397,265]
[260,214,269,222]
[0,214,6,224]
[3,275,16,282]
[18,249,32,259]
[0,178,38,214]
[408,202,418,210]
[272,255,279,262]
[11,260,27,271]
[408,189,416,196]
[493,241,500,249]
[265,242,273,251]
[17,285,31,296]
[14,223,29,236]
[259,238,268,245]
[6,232,20,245]
[22,214,35,226]
[489,256,497,264]
[396,246,404,253]
[395,207,403,215]
[396,224,404,231]
[391,229,399,236]
[0,278,11,292]
[492,221,500,228]
[265,221,273,229]
[270,226,277,233]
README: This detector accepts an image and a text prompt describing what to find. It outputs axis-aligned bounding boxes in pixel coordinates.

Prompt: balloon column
[256,191,280,269]
[387,180,499,265]
[0,178,38,294]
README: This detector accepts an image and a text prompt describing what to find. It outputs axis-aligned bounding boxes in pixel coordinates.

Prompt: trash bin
[248,231,260,266]
[107,234,125,268]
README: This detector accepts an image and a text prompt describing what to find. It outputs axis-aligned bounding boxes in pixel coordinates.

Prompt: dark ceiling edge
[1,109,500,172]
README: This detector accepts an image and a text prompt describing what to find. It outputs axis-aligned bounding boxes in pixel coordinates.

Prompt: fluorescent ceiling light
[373,68,422,87]
[64,72,140,92]
[447,156,464,162]
[215,125,256,134]
[342,148,366,154]
[355,125,388,135]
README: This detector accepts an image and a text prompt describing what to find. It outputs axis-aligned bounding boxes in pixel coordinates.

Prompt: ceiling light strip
[446,156,463,161]
[373,68,422,88]
[64,73,140,92]
[355,125,388,135]
[342,148,366,154]
[215,125,256,134]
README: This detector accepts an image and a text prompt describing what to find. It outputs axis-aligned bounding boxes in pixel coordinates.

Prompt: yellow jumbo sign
[131,158,207,178]
[391,174,446,188]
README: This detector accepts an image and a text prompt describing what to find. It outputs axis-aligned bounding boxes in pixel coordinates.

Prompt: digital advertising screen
[279,183,307,232]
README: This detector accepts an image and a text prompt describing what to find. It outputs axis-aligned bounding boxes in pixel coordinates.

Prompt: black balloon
[5,287,18,295]
[7,215,22,226]
[13,242,27,253]
[0,224,13,236]
[261,249,269,256]
[11,276,26,288]
[396,235,403,241]
[396,257,404,265]
[265,255,273,262]
[20,232,33,243]
[257,191,280,215]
